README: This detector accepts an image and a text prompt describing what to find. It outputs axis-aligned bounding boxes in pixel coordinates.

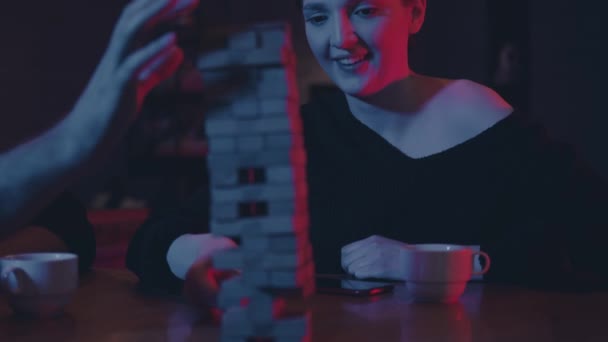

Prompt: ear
[408,0,426,34]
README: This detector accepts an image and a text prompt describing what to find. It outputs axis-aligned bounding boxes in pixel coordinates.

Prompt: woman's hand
[341,235,410,280]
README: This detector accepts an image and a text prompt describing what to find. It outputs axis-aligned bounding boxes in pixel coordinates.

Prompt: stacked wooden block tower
[197,22,314,342]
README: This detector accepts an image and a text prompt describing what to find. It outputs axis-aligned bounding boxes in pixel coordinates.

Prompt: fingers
[342,235,386,255]
[341,235,408,279]
[349,255,403,279]
[341,235,384,269]
[108,0,171,60]
[118,32,177,84]
[134,44,182,111]
[351,265,381,279]
[135,44,183,106]
[109,0,198,62]
[147,0,200,27]
[139,44,183,85]
[342,237,371,255]
[125,0,160,16]
[341,246,370,271]
[341,237,374,271]
[344,250,380,275]
[346,257,376,275]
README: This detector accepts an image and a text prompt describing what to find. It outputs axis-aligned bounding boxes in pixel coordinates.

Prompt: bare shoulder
[444,79,513,117]
[432,79,514,130]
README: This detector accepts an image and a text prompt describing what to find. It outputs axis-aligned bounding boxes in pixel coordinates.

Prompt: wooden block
[205,116,297,138]
[198,49,232,70]
[210,214,309,237]
[259,98,290,115]
[208,148,307,170]
[220,308,311,339]
[212,242,312,271]
[232,96,259,119]
[218,276,250,309]
[197,44,294,70]
[241,231,306,253]
[209,163,307,188]
[211,182,306,203]
[271,312,311,338]
[229,30,258,50]
[269,261,315,288]
[264,133,304,149]
[213,248,244,270]
[240,259,313,289]
[212,200,305,221]
[208,136,237,154]
[241,270,271,287]
[246,291,288,326]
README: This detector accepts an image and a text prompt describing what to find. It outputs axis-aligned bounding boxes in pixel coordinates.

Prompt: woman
[127,0,608,303]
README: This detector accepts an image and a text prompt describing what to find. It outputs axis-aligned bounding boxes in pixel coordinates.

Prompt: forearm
[0,112,99,235]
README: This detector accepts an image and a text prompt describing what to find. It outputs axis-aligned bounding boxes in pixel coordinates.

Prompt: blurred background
[0,0,606,264]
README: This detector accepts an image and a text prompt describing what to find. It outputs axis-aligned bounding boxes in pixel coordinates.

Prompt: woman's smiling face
[302,0,425,96]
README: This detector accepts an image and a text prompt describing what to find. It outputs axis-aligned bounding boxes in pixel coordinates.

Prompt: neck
[346,72,445,117]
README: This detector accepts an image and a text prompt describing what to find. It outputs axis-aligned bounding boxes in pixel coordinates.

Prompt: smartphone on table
[315,276,397,296]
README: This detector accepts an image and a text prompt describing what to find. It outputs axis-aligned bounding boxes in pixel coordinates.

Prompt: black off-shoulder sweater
[127,91,608,293]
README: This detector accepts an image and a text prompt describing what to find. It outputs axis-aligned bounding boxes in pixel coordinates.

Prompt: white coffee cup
[401,244,490,303]
[0,253,78,317]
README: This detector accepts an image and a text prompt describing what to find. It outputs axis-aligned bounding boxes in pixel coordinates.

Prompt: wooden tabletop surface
[1,268,607,342]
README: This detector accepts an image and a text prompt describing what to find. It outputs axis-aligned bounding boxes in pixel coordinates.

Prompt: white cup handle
[1,267,22,295]
[472,251,491,276]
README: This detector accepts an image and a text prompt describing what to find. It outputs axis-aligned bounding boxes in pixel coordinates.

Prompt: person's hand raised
[69,0,198,152]
[341,235,410,280]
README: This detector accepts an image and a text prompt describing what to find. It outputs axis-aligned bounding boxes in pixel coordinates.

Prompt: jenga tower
[198,23,314,342]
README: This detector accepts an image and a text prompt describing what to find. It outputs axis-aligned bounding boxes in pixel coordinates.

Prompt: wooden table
[1,269,607,341]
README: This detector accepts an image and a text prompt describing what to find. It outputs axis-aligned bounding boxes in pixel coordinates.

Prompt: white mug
[0,253,78,317]
[401,244,490,303]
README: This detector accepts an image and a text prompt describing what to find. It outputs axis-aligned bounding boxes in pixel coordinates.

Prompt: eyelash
[305,15,328,25]
[355,7,380,18]
[305,7,380,26]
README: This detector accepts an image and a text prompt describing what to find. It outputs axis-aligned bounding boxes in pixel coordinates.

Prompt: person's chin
[333,77,369,97]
